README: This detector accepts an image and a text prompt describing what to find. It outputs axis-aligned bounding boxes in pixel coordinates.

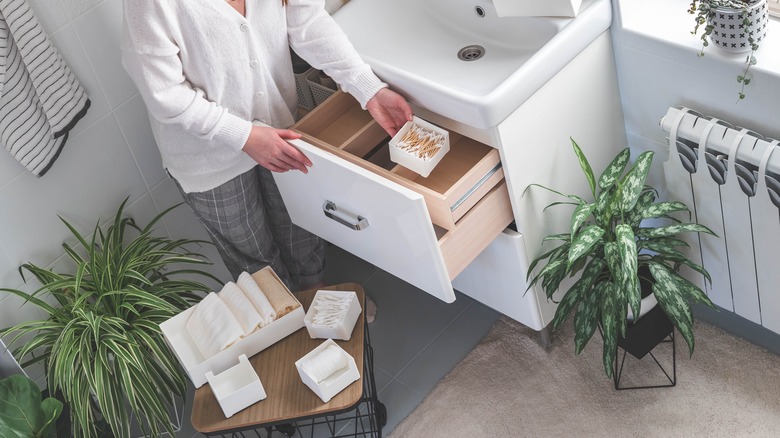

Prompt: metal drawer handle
[323,201,369,231]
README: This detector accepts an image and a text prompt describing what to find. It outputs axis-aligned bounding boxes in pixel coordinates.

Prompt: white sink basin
[334,0,612,129]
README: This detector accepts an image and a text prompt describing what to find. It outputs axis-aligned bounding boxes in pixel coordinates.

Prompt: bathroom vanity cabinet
[274,30,626,332]
[274,92,514,304]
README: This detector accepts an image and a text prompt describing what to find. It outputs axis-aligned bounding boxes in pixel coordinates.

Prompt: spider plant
[0,198,219,437]
[526,140,718,378]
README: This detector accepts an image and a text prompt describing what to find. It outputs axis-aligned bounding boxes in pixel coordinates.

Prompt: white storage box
[304,290,362,341]
[492,0,582,17]
[389,116,450,178]
[160,267,305,388]
[295,339,360,403]
[205,354,266,418]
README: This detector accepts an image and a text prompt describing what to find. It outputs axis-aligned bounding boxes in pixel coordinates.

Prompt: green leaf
[619,151,654,213]
[541,259,570,300]
[528,257,565,292]
[604,242,621,282]
[599,282,620,378]
[527,243,570,296]
[571,138,596,199]
[543,201,582,212]
[571,203,595,236]
[639,240,687,260]
[574,281,603,354]
[649,262,696,355]
[654,263,715,309]
[626,195,656,227]
[0,374,63,438]
[636,223,717,239]
[598,148,631,190]
[550,259,605,329]
[567,225,605,269]
[541,234,572,243]
[634,201,690,222]
[524,183,587,205]
[593,185,616,225]
[616,224,640,320]
[675,258,714,286]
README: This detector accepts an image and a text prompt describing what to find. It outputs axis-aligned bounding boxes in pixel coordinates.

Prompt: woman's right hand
[242,125,312,173]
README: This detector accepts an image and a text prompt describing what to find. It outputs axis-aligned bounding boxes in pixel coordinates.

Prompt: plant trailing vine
[688,0,766,100]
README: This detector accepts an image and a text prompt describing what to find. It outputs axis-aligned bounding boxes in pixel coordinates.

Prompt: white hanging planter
[707,0,769,54]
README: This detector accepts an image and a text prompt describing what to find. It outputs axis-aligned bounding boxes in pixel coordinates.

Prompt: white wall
[0,0,231,386]
[611,0,780,194]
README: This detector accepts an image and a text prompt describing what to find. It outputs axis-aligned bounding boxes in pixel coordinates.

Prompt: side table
[191,283,385,437]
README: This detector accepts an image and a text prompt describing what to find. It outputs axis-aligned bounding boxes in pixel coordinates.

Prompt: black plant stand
[613,304,676,390]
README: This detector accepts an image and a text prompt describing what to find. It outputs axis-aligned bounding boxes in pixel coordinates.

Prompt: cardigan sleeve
[285,0,386,109]
[120,0,251,151]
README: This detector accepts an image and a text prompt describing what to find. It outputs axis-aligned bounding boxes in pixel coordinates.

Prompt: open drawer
[292,91,505,230]
[272,92,513,303]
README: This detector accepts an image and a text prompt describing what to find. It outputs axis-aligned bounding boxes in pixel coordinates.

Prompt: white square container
[295,339,360,403]
[492,0,582,17]
[389,116,450,178]
[205,354,266,418]
[304,290,362,341]
[160,267,305,388]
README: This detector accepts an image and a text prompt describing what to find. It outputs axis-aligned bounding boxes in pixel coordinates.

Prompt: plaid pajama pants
[175,165,325,291]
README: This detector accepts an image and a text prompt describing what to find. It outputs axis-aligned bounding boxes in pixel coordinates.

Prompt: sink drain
[457,45,485,61]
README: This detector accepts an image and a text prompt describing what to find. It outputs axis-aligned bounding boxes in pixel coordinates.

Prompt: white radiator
[660,107,780,335]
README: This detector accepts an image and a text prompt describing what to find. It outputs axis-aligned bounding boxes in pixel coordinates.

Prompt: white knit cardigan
[121,0,386,193]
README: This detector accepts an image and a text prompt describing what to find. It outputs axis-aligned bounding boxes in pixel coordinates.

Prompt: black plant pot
[612,266,677,390]
[618,303,673,359]
[617,266,673,359]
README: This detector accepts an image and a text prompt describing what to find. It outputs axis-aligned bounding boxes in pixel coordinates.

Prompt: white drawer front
[452,228,556,330]
[274,139,457,303]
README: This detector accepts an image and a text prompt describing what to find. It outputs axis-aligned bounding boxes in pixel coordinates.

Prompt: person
[120,0,412,319]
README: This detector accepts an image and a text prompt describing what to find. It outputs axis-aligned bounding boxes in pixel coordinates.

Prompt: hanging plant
[688,0,769,100]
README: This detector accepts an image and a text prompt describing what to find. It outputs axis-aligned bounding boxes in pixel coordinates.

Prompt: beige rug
[390,316,780,437]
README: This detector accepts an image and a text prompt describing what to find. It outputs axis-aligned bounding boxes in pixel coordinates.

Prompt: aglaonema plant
[525,139,718,377]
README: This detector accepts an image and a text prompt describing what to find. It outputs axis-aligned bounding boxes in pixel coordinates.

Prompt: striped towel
[0,0,90,176]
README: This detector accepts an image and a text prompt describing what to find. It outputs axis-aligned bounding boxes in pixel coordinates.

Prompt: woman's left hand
[366,88,413,137]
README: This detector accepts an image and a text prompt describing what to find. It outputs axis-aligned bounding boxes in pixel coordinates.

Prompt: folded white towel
[237,271,276,326]
[186,292,243,359]
[218,281,264,336]
[301,345,349,383]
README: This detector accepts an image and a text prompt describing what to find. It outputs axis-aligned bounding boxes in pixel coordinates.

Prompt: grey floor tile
[289,415,357,438]
[323,244,379,286]
[175,386,198,438]
[362,269,474,378]
[396,300,500,396]
[375,380,426,436]
[371,367,393,395]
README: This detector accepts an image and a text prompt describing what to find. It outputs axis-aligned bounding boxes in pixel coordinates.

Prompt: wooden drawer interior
[436,180,514,280]
[293,92,505,230]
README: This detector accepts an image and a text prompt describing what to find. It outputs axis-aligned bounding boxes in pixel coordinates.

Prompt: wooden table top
[191,283,366,434]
